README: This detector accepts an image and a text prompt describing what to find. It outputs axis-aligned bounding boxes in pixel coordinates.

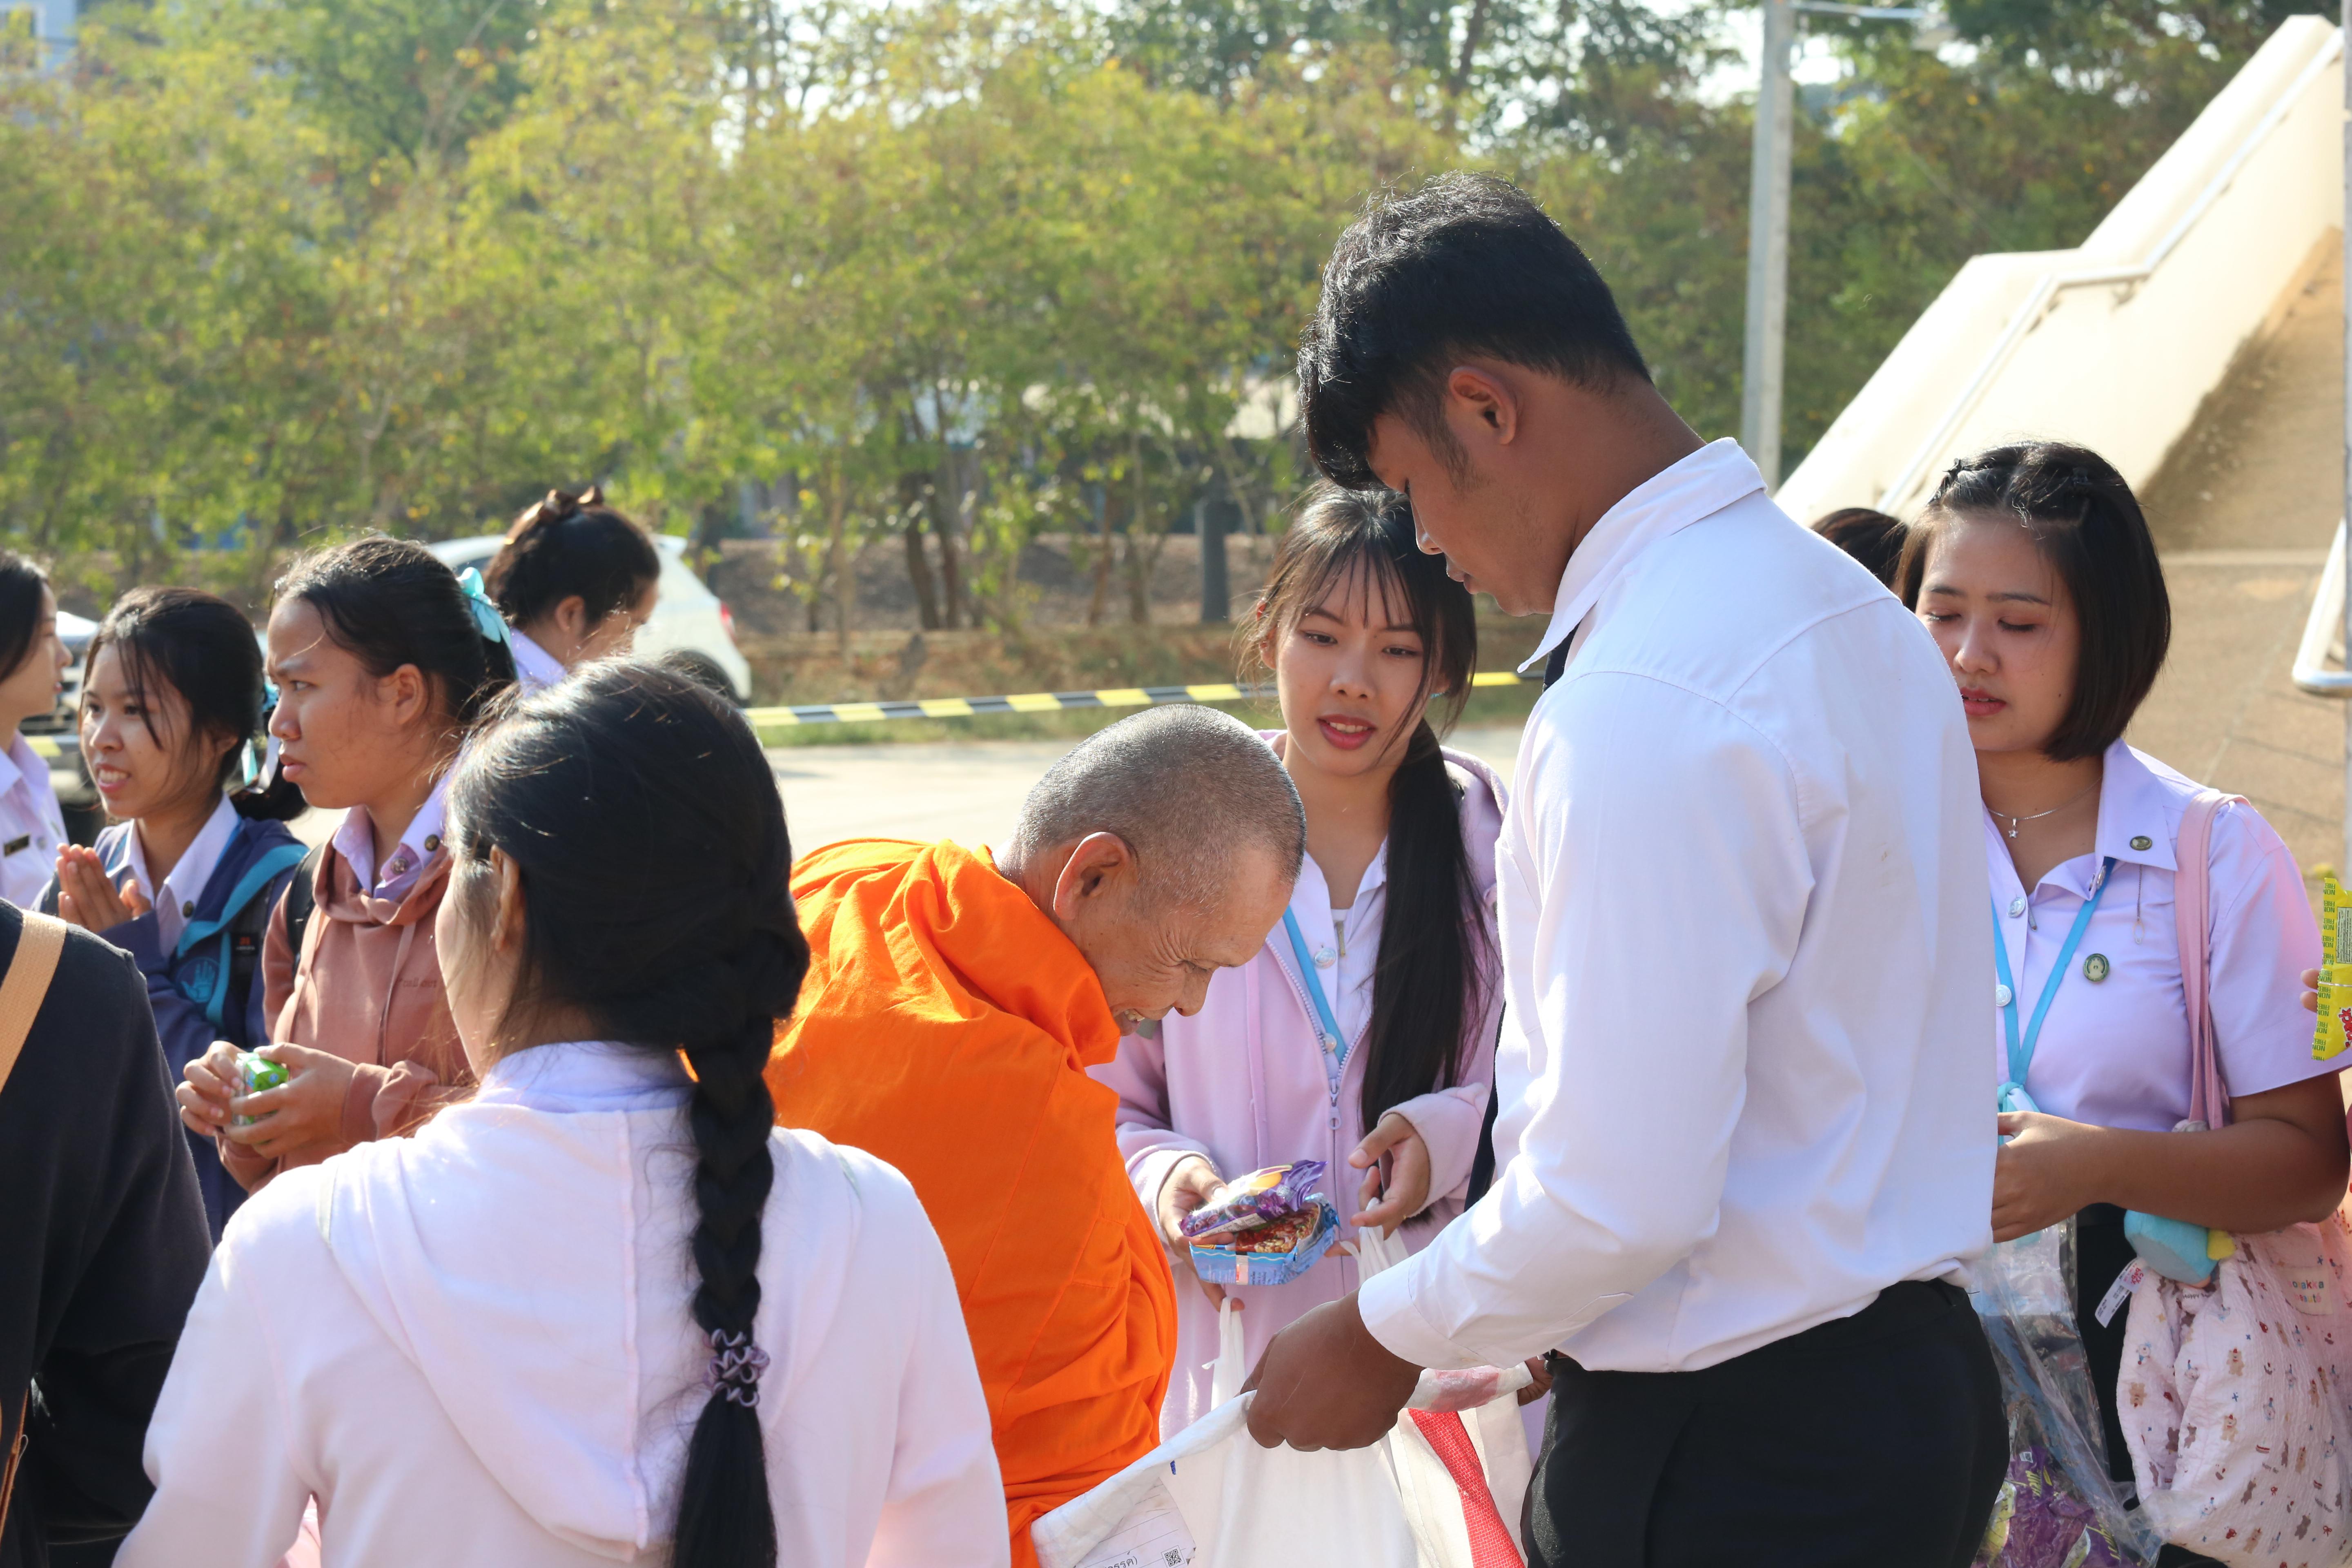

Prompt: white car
[425,534,752,703]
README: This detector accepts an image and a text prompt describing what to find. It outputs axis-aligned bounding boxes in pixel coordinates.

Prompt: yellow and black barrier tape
[744,668,1537,728]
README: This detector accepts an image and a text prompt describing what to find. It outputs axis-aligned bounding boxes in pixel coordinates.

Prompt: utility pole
[1741,3,1948,494]
[1197,499,1231,624]
[1741,0,1797,492]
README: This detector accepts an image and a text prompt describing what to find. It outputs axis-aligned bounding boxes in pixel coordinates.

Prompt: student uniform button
[2007,897,2027,918]
[1995,983,2013,1008]
[181,900,195,917]
[2083,953,2110,983]
[2130,835,2153,852]
[424,834,442,853]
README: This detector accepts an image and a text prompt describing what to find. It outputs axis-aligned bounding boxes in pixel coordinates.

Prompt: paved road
[769,725,1528,856]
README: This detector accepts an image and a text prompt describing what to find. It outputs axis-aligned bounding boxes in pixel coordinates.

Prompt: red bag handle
[2173,789,2236,1131]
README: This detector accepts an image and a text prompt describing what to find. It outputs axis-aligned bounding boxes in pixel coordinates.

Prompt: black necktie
[1543,637,1571,689]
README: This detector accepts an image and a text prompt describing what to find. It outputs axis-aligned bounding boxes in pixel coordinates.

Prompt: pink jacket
[1091,743,1506,1437]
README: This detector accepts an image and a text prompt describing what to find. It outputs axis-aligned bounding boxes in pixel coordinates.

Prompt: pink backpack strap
[2173,789,2239,1130]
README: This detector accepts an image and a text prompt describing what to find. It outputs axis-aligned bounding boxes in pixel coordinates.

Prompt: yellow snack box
[2315,968,2352,1062]
[2327,874,2352,967]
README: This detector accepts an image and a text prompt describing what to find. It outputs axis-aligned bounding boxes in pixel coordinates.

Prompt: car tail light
[719,601,737,644]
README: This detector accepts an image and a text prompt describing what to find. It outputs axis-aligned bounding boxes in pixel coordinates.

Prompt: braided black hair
[1897,440,2169,761]
[485,486,661,631]
[445,660,807,1566]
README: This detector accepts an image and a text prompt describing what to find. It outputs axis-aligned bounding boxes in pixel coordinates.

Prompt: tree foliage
[0,0,2319,614]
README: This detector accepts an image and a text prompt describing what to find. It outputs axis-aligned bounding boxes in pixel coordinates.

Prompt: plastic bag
[1209,1298,1246,1410]
[1970,1223,2161,1568]
[1034,1226,1533,1568]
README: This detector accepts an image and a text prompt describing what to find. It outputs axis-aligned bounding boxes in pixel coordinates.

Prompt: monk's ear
[1051,831,1136,922]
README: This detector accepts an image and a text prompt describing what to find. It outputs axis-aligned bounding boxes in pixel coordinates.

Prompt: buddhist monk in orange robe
[768,707,1304,1566]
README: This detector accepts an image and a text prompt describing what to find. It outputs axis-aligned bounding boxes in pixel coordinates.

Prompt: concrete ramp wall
[1775,15,2344,524]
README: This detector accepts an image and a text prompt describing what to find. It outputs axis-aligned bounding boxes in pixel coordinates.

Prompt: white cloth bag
[1032,1228,1534,1568]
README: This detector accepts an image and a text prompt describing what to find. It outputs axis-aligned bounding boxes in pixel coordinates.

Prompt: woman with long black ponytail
[122,662,1005,1567]
[1098,483,1511,1441]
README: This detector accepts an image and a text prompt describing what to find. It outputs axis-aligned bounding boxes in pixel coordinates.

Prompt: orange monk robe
[767,838,1178,1567]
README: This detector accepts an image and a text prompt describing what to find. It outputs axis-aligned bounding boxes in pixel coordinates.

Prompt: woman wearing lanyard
[1905,442,2346,1552]
[1095,486,1509,1439]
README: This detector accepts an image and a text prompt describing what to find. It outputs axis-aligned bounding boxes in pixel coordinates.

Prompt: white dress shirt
[1358,439,1995,1375]
[122,792,240,952]
[0,730,67,910]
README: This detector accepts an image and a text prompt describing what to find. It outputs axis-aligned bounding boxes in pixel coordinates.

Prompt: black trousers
[1524,1280,2006,1568]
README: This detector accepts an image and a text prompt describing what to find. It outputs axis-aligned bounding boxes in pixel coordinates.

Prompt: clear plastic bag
[1970,1222,2163,1568]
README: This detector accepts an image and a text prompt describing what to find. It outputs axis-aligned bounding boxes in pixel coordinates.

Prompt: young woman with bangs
[45,588,309,1235]
[1095,483,1510,1439]
[1906,442,2346,1562]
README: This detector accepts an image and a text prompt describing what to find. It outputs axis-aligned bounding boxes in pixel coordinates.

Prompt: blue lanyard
[1281,908,1350,1091]
[1990,857,2114,1112]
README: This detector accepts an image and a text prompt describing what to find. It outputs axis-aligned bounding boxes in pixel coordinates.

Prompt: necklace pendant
[2007,827,2018,839]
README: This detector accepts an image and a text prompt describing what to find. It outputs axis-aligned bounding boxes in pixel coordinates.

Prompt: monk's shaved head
[1011,706,1305,906]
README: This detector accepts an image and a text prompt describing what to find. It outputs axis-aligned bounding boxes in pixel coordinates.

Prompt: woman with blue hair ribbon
[173,539,516,1204]
[46,588,310,1236]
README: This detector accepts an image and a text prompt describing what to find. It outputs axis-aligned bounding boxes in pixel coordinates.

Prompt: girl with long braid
[121,662,1004,1566]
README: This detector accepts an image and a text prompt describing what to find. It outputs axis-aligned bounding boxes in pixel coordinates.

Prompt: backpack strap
[0,911,66,1103]
[281,844,325,972]
[2173,789,2238,1131]
[174,841,311,958]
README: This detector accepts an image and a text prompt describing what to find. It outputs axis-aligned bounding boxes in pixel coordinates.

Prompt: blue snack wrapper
[1180,1160,1328,1240]
[1190,1195,1339,1286]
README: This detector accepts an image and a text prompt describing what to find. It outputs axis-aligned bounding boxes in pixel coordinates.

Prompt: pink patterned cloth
[2118,1213,2352,1565]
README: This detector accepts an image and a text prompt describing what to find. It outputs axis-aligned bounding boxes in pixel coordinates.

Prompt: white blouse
[122,1040,1007,1567]
[0,730,67,910]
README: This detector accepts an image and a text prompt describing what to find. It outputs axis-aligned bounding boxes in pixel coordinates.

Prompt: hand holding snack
[1158,1155,1225,1247]
[1348,1112,1432,1237]
[1159,1156,1237,1308]
[220,1043,357,1161]
[176,1040,243,1135]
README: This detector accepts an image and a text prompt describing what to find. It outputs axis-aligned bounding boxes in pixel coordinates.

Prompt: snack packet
[2317,876,2352,1062]
[1190,1195,1340,1286]
[2324,874,2352,967]
[2316,971,2352,1062]
[1178,1160,1327,1240]
[233,1049,287,1127]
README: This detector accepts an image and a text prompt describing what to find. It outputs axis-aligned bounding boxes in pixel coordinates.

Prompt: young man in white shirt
[1243,174,2002,1563]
